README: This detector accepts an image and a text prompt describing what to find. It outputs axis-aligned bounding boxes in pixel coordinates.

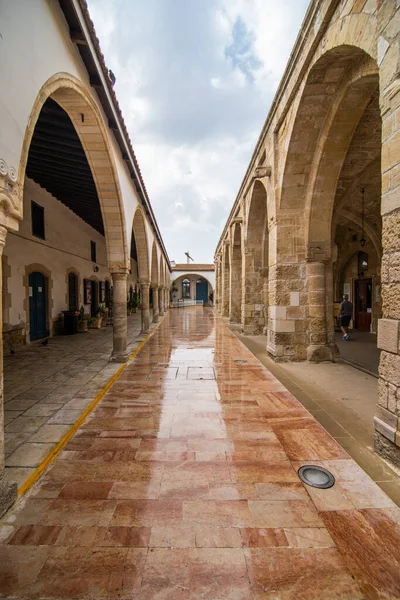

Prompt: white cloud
[87,0,309,263]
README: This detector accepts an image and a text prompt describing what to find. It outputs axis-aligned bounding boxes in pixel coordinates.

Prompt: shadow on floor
[335,330,380,376]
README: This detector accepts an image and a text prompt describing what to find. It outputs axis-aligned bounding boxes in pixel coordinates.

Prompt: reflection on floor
[335,330,380,375]
[4,311,154,488]
[236,329,400,507]
[1,308,400,599]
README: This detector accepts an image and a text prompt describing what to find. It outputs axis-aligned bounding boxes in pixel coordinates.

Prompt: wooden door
[29,272,47,341]
[355,278,372,331]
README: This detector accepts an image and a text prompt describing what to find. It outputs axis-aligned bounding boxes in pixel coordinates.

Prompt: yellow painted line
[18,312,167,497]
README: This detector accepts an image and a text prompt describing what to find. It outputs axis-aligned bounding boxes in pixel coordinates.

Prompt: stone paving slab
[0,308,400,598]
[4,312,155,480]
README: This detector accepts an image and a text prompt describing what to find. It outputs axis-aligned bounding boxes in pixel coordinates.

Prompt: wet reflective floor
[1,308,400,599]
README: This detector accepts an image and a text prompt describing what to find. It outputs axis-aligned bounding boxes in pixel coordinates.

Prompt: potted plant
[170,280,178,306]
[77,306,88,333]
[93,305,106,328]
[132,292,140,313]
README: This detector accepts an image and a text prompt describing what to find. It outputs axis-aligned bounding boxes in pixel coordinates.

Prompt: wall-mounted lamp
[93,265,99,273]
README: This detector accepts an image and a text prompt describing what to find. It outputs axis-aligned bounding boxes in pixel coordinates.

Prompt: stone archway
[230,222,242,323]
[132,207,151,332]
[18,73,129,272]
[243,180,268,333]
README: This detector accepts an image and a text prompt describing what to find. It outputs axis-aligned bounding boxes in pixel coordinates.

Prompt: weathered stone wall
[215,0,400,467]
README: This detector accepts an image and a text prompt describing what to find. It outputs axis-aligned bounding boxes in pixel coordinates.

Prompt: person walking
[339,294,353,341]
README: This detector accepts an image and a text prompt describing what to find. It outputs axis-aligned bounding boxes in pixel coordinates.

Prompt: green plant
[96,305,106,317]
[87,317,96,327]
[78,306,87,323]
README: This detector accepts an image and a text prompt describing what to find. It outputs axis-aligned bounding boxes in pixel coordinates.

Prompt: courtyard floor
[236,330,400,507]
[4,311,155,488]
[1,307,400,599]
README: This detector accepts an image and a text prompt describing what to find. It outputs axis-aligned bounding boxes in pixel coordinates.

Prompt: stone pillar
[306,261,334,362]
[0,226,18,516]
[374,5,400,467]
[110,270,129,363]
[242,247,265,334]
[152,286,159,322]
[159,287,164,316]
[222,243,230,318]
[140,281,150,333]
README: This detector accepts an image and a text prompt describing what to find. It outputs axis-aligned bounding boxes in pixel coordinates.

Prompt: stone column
[140,281,150,333]
[242,247,265,334]
[0,225,18,516]
[306,261,333,362]
[159,287,164,316]
[229,245,242,323]
[152,286,159,322]
[110,270,129,363]
[222,243,230,318]
[374,8,400,467]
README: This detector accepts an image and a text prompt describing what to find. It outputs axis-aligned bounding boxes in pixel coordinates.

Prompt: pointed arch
[132,207,150,282]
[151,241,159,285]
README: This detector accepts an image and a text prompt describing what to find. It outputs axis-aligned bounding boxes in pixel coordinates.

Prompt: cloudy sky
[88,0,309,263]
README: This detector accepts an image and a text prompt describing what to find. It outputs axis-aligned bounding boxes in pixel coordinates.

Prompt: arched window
[182,278,190,298]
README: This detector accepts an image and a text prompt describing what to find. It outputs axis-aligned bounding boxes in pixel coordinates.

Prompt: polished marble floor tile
[1,308,400,599]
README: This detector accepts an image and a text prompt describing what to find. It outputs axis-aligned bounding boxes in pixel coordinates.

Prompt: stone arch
[279,46,381,361]
[18,73,129,271]
[131,207,150,283]
[230,222,242,323]
[280,46,378,227]
[159,255,165,287]
[151,241,159,285]
[243,180,268,332]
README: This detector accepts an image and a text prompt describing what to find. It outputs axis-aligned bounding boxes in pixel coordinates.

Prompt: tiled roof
[172,264,215,271]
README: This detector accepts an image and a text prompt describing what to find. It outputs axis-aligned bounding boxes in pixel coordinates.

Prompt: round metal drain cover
[234,359,248,364]
[298,465,335,489]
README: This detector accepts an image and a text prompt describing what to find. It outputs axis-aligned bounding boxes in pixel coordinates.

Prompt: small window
[91,241,97,263]
[182,278,190,299]
[31,202,45,239]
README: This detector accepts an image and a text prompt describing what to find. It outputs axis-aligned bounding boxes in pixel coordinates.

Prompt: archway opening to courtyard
[230,222,243,323]
[281,46,381,372]
[3,95,116,349]
[171,273,214,305]
[243,180,268,334]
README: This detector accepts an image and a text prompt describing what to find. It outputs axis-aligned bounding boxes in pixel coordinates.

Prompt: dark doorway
[68,272,78,311]
[355,278,372,331]
[91,280,98,317]
[105,280,111,308]
[29,271,48,341]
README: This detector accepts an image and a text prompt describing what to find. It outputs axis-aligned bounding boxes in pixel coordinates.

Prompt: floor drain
[298,465,335,489]
[234,359,248,364]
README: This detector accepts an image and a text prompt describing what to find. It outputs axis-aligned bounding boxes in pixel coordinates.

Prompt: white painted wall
[4,178,138,336]
[0,0,168,274]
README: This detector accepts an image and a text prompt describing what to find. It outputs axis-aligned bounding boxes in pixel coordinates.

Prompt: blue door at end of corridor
[196,278,208,303]
[29,271,48,341]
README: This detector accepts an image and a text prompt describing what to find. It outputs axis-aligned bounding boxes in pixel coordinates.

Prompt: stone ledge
[374,416,397,443]
[375,404,398,429]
